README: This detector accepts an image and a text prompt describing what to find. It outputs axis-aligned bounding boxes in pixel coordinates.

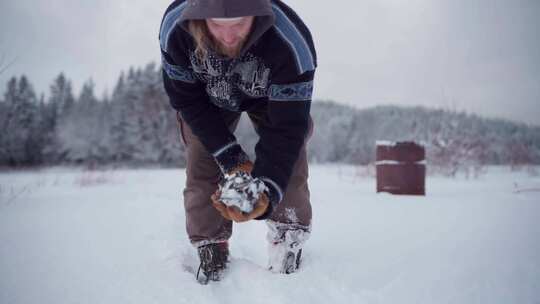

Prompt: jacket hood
[179,0,275,56]
[180,0,273,20]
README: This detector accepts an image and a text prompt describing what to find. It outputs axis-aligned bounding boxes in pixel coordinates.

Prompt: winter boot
[266,221,310,274]
[268,242,303,274]
[196,242,229,284]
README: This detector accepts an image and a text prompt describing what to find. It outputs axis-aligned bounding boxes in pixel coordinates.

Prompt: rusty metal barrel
[376,141,426,195]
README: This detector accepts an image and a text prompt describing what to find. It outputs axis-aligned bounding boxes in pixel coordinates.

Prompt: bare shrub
[75,166,115,187]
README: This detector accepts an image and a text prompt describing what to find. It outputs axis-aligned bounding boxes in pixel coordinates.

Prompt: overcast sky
[1,0,539,125]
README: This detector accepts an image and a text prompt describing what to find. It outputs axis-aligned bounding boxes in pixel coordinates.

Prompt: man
[159,0,316,283]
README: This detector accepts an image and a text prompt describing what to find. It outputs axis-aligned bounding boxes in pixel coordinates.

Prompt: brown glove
[230,160,253,174]
[211,191,269,222]
[212,160,267,222]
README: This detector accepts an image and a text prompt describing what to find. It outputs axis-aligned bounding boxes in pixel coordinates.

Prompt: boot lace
[196,243,228,284]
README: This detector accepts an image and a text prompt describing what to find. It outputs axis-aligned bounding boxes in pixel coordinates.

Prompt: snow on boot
[196,242,229,284]
[218,171,267,213]
[266,220,310,274]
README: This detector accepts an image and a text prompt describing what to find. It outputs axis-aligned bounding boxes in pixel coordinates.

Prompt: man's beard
[211,36,247,58]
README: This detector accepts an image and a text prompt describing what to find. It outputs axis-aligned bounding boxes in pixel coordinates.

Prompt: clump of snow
[375,140,397,147]
[218,171,267,213]
[375,160,427,165]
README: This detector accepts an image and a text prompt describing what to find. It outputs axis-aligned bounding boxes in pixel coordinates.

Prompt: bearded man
[159,0,317,283]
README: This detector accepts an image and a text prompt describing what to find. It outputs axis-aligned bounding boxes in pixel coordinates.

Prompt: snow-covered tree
[306,101,539,174]
[40,73,76,163]
[57,80,104,164]
[0,76,40,166]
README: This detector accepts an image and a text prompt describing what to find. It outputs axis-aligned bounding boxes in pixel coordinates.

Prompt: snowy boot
[196,242,229,284]
[266,220,311,274]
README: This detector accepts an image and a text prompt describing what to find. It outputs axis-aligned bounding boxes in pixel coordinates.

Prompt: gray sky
[1,0,539,125]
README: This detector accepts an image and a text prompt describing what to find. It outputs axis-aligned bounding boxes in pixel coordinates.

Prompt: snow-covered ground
[1,165,539,304]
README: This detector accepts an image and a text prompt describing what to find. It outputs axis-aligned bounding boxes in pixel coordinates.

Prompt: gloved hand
[211,160,268,222]
[211,191,269,222]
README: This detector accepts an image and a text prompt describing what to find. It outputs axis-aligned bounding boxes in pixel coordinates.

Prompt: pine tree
[108,71,140,163]
[57,79,103,165]
[1,76,40,166]
[50,73,75,118]
[42,73,76,163]
[0,92,6,165]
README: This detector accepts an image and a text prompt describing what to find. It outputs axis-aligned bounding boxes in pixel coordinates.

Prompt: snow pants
[176,108,313,247]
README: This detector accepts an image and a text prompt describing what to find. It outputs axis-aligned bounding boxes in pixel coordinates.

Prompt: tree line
[0,63,183,168]
[1,62,539,175]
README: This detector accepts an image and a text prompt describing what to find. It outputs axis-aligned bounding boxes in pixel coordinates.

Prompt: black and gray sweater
[159,0,317,215]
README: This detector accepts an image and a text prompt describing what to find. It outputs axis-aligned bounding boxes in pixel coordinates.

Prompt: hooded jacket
[159,0,317,216]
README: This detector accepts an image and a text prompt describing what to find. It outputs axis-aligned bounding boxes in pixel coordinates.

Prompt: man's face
[206,16,254,58]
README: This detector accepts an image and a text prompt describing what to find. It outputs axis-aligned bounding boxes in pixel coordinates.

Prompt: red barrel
[376,141,426,195]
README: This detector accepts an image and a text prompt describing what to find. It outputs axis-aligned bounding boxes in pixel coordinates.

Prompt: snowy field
[1,165,539,304]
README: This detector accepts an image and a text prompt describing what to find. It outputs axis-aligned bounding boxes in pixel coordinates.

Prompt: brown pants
[177,109,313,247]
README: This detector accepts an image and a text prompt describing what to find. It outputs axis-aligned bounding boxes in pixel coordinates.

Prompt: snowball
[218,171,268,213]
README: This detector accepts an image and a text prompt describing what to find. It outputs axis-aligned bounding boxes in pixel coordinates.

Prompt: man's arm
[251,69,315,219]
